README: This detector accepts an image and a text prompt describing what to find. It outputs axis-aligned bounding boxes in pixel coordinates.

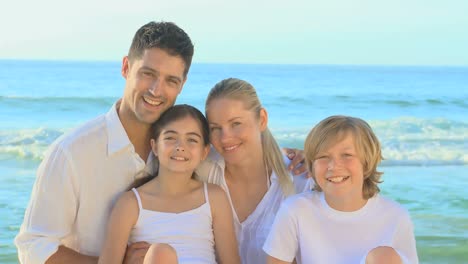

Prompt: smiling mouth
[143,95,163,106]
[327,176,350,183]
[223,144,240,152]
[171,156,188,161]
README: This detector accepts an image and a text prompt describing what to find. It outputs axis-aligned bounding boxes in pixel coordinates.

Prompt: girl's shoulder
[110,189,141,225]
[119,189,143,210]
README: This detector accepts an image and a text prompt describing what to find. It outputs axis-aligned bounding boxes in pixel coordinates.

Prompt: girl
[263,115,419,264]
[196,78,312,263]
[99,104,240,264]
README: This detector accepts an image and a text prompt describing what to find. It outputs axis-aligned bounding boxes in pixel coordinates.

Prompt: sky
[1,0,467,65]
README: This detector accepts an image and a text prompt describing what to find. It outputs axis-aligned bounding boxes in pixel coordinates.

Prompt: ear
[121,56,130,79]
[150,138,158,156]
[259,108,268,131]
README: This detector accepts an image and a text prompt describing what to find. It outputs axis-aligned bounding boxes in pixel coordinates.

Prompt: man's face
[120,47,186,126]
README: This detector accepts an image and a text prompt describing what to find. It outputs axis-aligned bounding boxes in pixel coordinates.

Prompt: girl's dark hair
[129,104,209,189]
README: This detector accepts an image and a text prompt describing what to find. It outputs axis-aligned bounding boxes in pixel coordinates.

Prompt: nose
[148,79,164,95]
[219,129,232,144]
[327,157,343,171]
[175,141,185,152]
[176,146,185,151]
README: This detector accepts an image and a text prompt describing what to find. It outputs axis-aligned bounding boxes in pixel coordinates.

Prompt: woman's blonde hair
[205,78,294,196]
[304,115,383,199]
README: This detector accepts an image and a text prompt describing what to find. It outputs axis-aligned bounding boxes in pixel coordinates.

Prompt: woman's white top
[196,151,312,264]
[128,183,216,264]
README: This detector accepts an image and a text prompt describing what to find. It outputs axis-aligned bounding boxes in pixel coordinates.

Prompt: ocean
[0,60,467,263]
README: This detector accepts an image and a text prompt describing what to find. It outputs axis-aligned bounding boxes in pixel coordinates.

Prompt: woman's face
[206,98,267,166]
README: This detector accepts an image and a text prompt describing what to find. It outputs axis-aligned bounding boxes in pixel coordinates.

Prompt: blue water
[1,60,467,263]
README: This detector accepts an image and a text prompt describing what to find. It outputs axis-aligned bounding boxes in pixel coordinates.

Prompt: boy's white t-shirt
[263,191,419,264]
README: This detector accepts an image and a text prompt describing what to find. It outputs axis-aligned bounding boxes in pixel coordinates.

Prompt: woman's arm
[267,255,292,264]
[98,191,139,264]
[208,184,241,264]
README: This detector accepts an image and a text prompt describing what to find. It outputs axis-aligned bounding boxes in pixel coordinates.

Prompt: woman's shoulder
[195,147,225,182]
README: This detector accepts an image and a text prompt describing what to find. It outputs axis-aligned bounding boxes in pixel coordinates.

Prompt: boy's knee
[144,243,178,264]
[366,246,402,264]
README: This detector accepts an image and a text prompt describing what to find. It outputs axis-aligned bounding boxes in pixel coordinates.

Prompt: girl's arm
[208,184,241,264]
[98,191,139,264]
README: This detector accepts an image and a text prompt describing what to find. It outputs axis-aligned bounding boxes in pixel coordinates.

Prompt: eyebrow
[209,117,242,126]
[140,66,183,83]
[163,130,202,138]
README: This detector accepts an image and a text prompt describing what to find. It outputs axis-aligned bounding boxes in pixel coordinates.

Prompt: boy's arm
[15,144,84,264]
[98,191,141,264]
[209,184,241,264]
[392,214,419,264]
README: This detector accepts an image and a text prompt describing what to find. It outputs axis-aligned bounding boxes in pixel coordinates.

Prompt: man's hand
[282,148,306,175]
[123,242,151,264]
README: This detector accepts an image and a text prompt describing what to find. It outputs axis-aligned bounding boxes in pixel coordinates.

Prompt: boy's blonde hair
[304,115,383,199]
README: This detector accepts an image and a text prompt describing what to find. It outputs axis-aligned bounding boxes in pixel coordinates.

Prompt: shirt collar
[106,100,133,155]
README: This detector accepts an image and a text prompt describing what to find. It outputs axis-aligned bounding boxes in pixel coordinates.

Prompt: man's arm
[15,143,82,264]
[46,246,98,264]
[282,148,306,175]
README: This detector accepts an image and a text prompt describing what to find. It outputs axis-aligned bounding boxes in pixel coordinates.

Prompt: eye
[164,136,176,141]
[210,126,221,132]
[188,138,199,143]
[142,71,154,77]
[232,122,241,127]
[167,78,180,86]
[315,155,329,160]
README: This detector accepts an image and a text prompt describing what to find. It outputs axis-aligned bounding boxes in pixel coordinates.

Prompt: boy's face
[313,133,366,211]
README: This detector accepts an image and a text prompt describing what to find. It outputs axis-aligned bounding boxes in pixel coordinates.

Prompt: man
[15,21,193,264]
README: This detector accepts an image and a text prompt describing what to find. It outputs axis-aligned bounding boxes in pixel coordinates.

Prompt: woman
[196,78,311,263]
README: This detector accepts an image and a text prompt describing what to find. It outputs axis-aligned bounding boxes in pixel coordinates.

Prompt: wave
[272,117,468,166]
[0,127,65,161]
[266,95,468,109]
[1,117,467,166]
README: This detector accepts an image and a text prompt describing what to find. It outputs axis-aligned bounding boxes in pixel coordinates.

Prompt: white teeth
[171,156,188,161]
[224,145,238,151]
[327,176,349,183]
[143,96,163,106]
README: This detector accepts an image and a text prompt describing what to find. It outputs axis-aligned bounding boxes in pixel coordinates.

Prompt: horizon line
[1,58,467,68]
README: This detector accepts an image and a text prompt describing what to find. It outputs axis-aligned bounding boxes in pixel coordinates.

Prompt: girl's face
[206,98,267,166]
[151,116,209,175]
[313,133,366,211]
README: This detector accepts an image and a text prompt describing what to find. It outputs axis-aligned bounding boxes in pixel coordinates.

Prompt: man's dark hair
[128,21,194,77]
